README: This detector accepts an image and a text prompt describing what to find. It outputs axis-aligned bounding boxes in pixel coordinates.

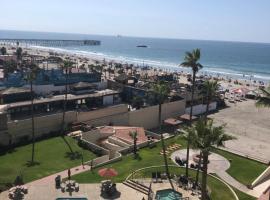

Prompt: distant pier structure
[0,39,101,47]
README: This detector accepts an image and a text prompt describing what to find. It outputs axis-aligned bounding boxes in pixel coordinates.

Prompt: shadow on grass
[65,151,82,160]
[61,136,74,154]
[25,161,41,167]
[133,154,142,161]
[0,148,18,156]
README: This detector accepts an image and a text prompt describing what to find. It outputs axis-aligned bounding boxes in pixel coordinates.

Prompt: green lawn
[72,136,236,200]
[213,149,267,186]
[233,188,256,200]
[0,136,96,189]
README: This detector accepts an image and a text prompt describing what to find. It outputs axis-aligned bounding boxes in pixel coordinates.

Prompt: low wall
[80,138,109,156]
[129,105,159,129]
[108,136,130,148]
[145,130,161,140]
[161,99,186,120]
[82,129,114,144]
[251,166,270,188]
[77,104,128,122]
[102,141,124,152]
[84,112,129,127]
[87,151,122,168]
[185,102,217,116]
[7,111,76,142]
[128,99,186,129]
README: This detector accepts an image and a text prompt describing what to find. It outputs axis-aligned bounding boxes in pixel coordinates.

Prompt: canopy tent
[231,88,250,95]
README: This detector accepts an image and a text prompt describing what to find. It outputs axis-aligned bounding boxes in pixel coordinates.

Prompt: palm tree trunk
[61,68,74,154]
[62,69,68,135]
[186,70,196,177]
[201,151,209,200]
[195,151,202,185]
[159,103,174,189]
[133,137,137,157]
[30,81,35,163]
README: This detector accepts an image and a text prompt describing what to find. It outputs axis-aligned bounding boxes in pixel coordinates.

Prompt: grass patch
[213,149,267,185]
[233,188,256,200]
[0,136,96,188]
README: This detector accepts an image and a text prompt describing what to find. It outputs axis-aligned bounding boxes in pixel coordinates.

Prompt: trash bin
[55,175,61,189]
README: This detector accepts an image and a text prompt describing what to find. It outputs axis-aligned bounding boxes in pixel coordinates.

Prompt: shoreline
[31,45,270,83]
[2,44,269,89]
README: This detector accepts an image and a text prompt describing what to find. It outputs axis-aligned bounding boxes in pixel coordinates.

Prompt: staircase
[123,179,149,195]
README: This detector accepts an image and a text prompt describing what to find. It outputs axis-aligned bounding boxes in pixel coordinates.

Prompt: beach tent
[231,88,249,95]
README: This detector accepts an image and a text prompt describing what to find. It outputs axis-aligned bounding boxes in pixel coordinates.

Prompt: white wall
[185,102,217,115]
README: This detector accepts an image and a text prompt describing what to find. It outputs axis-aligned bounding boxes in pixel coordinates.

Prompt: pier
[0,39,101,47]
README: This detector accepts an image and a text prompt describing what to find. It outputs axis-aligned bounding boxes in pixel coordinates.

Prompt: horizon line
[0,28,270,45]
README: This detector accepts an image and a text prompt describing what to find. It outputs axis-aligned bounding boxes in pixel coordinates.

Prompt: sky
[1,0,270,43]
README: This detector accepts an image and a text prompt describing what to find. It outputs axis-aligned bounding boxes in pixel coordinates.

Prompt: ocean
[1,30,270,82]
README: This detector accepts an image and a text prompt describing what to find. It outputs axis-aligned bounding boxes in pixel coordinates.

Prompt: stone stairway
[123,179,149,195]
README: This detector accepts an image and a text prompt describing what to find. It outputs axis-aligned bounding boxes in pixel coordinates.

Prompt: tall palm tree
[180,48,203,177]
[60,60,74,154]
[152,82,174,189]
[201,80,220,118]
[25,62,40,164]
[129,131,138,158]
[61,60,73,135]
[184,119,234,200]
[16,47,23,61]
[195,80,219,185]
[256,86,270,107]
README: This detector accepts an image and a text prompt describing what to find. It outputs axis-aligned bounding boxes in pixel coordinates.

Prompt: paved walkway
[171,149,261,198]
[27,164,91,186]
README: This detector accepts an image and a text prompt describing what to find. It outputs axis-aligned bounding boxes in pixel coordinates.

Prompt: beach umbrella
[98,168,118,178]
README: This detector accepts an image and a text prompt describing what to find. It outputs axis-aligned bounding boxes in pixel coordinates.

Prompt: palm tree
[60,60,74,154]
[25,62,40,164]
[129,131,138,158]
[61,60,73,135]
[201,80,220,118]
[180,48,203,177]
[184,119,234,200]
[1,47,7,55]
[152,82,174,188]
[16,47,23,61]
[256,86,270,107]
[195,80,219,185]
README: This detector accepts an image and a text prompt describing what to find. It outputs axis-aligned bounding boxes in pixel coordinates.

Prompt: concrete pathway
[171,149,261,198]
[27,164,90,186]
